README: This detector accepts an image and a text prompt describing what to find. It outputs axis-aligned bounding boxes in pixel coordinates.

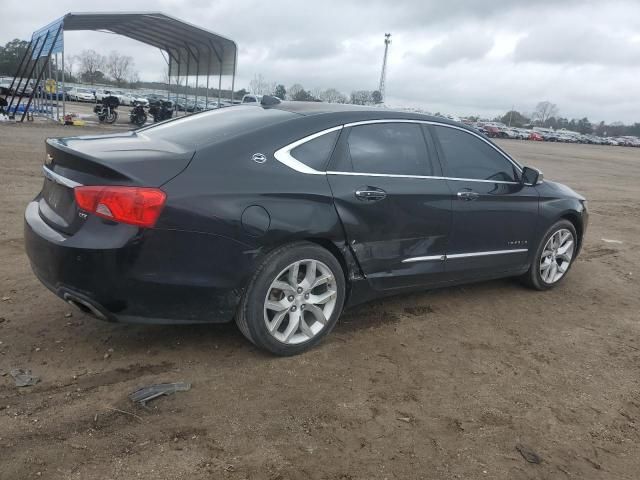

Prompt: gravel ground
[0,122,639,480]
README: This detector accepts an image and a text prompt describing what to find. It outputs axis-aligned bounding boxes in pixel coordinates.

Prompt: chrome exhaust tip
[63,293,107,321]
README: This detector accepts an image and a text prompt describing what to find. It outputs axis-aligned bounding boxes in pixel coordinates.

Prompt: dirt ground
[0,122,639,480]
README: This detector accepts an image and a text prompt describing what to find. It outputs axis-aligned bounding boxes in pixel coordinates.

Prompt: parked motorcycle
[94,95,119,124]
[148,99,173,123]
[129,100,148,127]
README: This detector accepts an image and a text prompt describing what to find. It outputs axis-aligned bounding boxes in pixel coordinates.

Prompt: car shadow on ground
[74,277,524,358]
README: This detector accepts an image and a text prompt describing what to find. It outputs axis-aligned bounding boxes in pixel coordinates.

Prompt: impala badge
[252,153,267,164]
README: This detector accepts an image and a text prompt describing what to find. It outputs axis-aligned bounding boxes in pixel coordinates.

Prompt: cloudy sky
[2,0,640,122]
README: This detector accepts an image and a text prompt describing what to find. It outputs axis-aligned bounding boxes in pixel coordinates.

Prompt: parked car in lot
[67,87,95,102]
[241,94,263,104]
[25,99,588,355]
[121,92,149,107]
[529,131,544,141]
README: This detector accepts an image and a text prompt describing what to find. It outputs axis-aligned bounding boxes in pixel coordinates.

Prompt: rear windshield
[140,106,297,147]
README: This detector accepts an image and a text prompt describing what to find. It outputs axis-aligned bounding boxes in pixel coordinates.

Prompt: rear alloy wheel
[264,259,337,345]
[523,219,577,290]
[236,242,345,355]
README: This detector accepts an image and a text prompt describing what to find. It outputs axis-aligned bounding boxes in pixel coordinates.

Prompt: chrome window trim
[402,248,528,263]
[326,170,519,185]
[273,125,343,175]
[42,165,83,189]
[272,119,524,184]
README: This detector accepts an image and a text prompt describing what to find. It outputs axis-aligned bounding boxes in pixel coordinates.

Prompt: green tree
[628,123,640,136]
[274,84,286,99]
[371,90,383,104]
[350,90,373,105]
[500,110,530,127]
[81,69,106,85]
[0,39,30,76]
[78,49,106,85]
[533,101,558,126]
[292,88,314,101]
[576,117,592,134]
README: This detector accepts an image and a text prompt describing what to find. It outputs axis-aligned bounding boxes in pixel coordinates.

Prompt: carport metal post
[166,50,172,101]
[48,54,52,119]
[184,50,190,116]
[208,40,223,107]
[7,38,37,113]
[21,25,61,122]
[61,49,65,119]
[175,51,181,115]
[14,32,49,118]
[55,53,60,121]
[194,51,199,112]
[230,48,237,104]
[204,52,210,109]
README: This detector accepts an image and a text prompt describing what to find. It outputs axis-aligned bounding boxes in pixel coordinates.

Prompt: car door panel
[445,179,538,277]
[327,122,452,291]
[428,124,539,280]
[329,174,451,290]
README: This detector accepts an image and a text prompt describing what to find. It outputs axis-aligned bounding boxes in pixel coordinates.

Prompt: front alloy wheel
[539,228,574,284]
[523,219,578,290]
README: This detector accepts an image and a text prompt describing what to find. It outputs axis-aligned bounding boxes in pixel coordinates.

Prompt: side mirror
[521,166,543,186]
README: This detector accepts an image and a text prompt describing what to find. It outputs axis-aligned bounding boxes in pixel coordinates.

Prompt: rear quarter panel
[157,118,348,289]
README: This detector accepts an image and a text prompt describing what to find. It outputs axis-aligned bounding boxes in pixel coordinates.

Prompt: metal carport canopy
[60,12,237,76]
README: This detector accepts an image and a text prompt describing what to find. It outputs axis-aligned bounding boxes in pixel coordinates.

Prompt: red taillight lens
[74,186,166,228]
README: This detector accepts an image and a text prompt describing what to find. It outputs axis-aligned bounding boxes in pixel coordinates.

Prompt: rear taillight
[74,186,166,228]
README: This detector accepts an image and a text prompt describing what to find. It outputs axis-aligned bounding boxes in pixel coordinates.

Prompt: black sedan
[25,98,588,355]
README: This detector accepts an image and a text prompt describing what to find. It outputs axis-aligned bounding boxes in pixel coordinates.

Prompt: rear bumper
[24,201,253,324]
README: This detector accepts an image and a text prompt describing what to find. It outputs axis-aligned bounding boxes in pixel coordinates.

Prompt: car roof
[269,101,463,127]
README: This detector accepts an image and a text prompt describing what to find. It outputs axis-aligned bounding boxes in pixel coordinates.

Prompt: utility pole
[378,33,391,103]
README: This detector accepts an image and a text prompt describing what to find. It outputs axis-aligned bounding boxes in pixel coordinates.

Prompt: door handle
[457,191,480,201]
[355,187,387,202]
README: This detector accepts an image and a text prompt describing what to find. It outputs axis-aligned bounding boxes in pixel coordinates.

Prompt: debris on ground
[129,382,191,406]
[602,238,623,244]
[516,444,542,464]
[10,368,40,387]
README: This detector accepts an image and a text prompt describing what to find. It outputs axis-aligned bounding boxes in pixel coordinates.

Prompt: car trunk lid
[39,131,194,235]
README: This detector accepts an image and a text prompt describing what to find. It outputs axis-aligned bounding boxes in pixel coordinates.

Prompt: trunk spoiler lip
[42,165,83,189]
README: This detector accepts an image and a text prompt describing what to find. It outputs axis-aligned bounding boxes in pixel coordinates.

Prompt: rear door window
[337,123,434,176]
[433,126,519,182]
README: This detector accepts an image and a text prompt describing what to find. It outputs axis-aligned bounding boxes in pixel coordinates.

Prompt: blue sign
[31,17,64,59]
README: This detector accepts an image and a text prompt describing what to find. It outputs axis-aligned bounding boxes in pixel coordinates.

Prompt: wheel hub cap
[539,228,575,284]
[264,259,337,345]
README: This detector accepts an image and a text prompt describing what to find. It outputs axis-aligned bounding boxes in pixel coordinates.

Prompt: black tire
[133,114,147,127]
[105,111,118,124]
[236,241,346,356]
[522,219,577,290]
